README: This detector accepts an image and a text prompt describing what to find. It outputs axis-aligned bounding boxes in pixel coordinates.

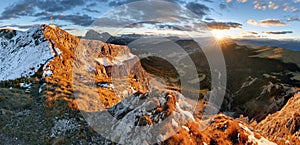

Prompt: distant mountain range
[235,38,300,51]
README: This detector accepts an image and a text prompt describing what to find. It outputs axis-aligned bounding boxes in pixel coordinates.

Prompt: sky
[0,0,299,40]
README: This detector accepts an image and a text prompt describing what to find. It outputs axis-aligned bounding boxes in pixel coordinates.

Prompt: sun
[212,30,225,40]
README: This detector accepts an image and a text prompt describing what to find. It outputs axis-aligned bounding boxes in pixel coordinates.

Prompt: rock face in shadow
[85,29,112,42]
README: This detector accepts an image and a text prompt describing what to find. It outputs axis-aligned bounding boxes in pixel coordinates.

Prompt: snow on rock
[86,89,197,144]
[241,76,257,89]
[238,123,277,145]
[20,82,32,93]
[0,25,57,81]
[95,53,137,67]
[43,66,53,77]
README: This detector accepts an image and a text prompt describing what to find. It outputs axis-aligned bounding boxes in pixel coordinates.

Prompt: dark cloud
[263,31,293,34]
[185,2,210,17]
[86,2,98,7]
[0,1,34,19]
[33,12,51,17]
[206,21,242,30]
[108,0,141,7]
[108,0,183,7]
[201,0,213,3]
[64,28,78,31]
[92,1,201,28]
[39,14,94,26]
[0,0,85,20]
[83,8,101,13]
[0,24,35,29]
[155,24,183,31]
[204,17,215,21]
[37,0,85,12]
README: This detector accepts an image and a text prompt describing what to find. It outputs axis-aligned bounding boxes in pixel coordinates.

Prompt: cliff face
[42,25,149,109]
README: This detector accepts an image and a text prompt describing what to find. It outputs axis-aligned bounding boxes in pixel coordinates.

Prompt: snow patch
[20,82,31,93]
[238,123,276,145]
[0,25,56,81]
[95,53,136,67]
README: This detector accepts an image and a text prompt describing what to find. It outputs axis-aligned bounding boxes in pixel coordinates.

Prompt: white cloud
[237,0,248,3]
[268,1,279,10]
[247,19,286,27]
[283,3,298,12]
[254,0,267,10]
[294,0,300,3]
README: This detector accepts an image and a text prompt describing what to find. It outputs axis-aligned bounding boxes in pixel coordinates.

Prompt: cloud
[124,21,195,31]
[185,2,210,17]
[0,0,85,20]
[219,3,227,10]
[92,0,206,29]
[242,31,259,35]
[0,24,35,29]
[39,14,94,26]
[283,3,298,12]
[286,17,300,22]
[247,19,286,27]
[206,21,242,30]
[237,0,248,3]
[36,0,85,12]
[0,1,34,19]
[253,1,298,12]
[268,1,279,10]
[254,0,267,10]
[108,0,183,7]
[64,28,78,31]
[225,0,253,4]
[155,24,186,31]
[83,8,101,13]
[33,12,51,17]
[124,21,159,28]
[263,31,293,34]
[201,0,213,3]
[204,17,215,21]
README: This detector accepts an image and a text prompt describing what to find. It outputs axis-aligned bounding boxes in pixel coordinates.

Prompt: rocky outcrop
[255,91,300,144]
[85,29,112,42]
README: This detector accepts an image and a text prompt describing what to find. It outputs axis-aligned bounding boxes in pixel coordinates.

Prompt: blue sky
[0,0,299,40]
